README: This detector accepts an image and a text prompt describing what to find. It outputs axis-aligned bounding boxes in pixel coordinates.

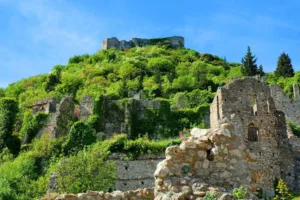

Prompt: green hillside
[0,43,299,199]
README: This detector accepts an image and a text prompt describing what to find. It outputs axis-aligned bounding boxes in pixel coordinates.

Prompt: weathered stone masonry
[40,77,300,200]
[270,83,300,125]
[154,77,300,199]
[109,153,165,191]
[28,97,75,138]
[102,36,184,50]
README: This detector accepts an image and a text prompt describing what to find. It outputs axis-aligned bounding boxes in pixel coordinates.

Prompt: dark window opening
[206,148,214,161]
[248,123,259,141]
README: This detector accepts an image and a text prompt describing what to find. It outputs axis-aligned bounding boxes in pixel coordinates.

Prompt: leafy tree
[171,92,189,109]
[55,73,83,98]
[187,89,213,108]
[56,150,116,193]
[0,154,38,199]
[258,64,265,76]
[45,69,61,92]
[68,54,89,64]
[0,98,20,155]
[148,57,175,83]
[63,121,96,155]
[241,46,258,76]
[275,52,294,77]
[0,88,4,97]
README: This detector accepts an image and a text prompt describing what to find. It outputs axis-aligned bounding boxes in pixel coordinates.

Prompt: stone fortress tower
[102,36,184,50]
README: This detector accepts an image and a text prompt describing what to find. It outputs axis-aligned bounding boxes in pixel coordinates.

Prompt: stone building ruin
[102,36,184,50]
[109,153,165,191]
[36,77,300,200]
[154,77,300,199]
[270,83,300,125]
[27,97,75,138]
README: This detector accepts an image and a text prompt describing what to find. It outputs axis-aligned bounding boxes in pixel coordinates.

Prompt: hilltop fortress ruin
[102,36,184,50]
[51,77,300,200]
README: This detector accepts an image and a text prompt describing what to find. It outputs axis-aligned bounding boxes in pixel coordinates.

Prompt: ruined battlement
[102,36,184,50]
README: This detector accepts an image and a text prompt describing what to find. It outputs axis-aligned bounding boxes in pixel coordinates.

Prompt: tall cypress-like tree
[241,46,258,76]
[275,52,294,77]
[0,98,20,155]
[258,64,265,76]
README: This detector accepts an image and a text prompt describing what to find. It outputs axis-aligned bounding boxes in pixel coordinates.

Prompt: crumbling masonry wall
[154,78,297,199]
[270,83,300,125]
[35,97,75,138]
[102,36,184,50]
[79,96,167,138]
[109,153,165,191]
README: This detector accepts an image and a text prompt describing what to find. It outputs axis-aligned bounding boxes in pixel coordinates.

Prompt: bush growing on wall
[0,98,20,155]
[19,111,48,144]
[63,121,96,155]
[232,186,248,199]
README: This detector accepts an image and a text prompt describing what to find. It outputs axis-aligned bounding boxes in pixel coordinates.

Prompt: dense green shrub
[55,72,83,98]
[19,112,48,144]
[0,154,38,200]
[68,54,89,64]
[63,121,96,155]
[56,150,116,193]
[45,69,61,92]
[0,134,64,200]
[86,114,100,130]
[0,98,20,155]
[187,89,214,108]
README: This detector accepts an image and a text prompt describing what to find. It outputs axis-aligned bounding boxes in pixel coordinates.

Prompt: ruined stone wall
[79,96,166,138]
[213,78,299,192]
[102,36,184,50]
[37,97,75,138]
[154,124,259,199]
[110,153,165,191]
[154,78,295,199]
[79,95,94,121]
[270,83,300,125]
[27,97,56,114]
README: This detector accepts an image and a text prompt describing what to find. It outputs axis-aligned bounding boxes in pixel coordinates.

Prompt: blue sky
[0,0,300,88]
